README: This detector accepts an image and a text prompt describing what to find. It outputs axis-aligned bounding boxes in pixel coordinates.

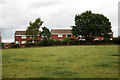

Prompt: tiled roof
[15,31,26,35]
[51,29,72,33]
[15,31,41,35]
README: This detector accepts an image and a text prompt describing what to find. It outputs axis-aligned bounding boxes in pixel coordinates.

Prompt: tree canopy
[25,17,43,42]
[71,11,112,42]
[40,27,51,40]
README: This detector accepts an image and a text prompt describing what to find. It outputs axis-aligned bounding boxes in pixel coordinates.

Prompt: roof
[15,31,26,35]
[15,31,41,35]
[51,29,72,33]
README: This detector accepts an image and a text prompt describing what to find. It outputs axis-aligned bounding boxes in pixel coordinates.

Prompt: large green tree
[71,11,112,43]
[40,27,51,40]
[25,18,43,42]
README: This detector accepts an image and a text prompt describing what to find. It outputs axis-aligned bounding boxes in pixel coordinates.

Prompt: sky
[0,0,119,42]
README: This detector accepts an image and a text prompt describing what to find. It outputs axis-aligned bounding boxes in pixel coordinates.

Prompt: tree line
[2,10,119,48]
[25,11,113,44]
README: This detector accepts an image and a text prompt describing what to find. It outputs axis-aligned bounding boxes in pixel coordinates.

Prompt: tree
[40,27,51,40]
[71,11,112,43]
[25,18,43,43]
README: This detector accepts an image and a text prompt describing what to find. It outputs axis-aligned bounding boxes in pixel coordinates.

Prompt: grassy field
[2,45,119,78]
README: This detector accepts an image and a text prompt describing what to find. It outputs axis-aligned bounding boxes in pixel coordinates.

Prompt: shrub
[47,39,55,46]
[25,43,38,47]
[38,40,47,46]
[27,40,32,43]
[63,37,69,42]
[54,40,62,45]
[1,43,4,48]
[79,41,86,44]
[63,37,79,45]
[69,38,79,45]
[93,40,113,44]
[38,39,55,46]
[10,44,20,48]
[113,38,120,44]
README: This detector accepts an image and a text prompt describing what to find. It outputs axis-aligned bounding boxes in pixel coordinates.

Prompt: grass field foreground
[2,45,119,78]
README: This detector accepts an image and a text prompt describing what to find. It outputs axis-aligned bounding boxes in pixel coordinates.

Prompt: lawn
[2,45,119,78]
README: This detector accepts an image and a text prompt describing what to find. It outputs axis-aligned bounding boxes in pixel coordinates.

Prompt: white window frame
[66,34,71,37]
[15,41,20,44]
[79,39,85,41]
[110,38,112,40]
[22,36,26,39]
[58,34,63,37]
[94,38,99,40]
[21,41,26,44]
[16,41,19,44]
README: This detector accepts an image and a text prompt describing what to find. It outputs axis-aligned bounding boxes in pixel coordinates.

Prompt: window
[58,34,63,37]
[22,41,26,44]
[16,41,20,44]
[22,36,26,39]
[79,35,82,37]
[110,38,112,40]
[94,38,99,40]
[16,37,19,39]
[29,36,32,39]
[102,38,103,40]
[79,39,85,41]
[16,41,19,44]
[66,34,71,37]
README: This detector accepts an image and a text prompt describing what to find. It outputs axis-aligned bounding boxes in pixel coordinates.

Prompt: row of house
[15,29,113,46]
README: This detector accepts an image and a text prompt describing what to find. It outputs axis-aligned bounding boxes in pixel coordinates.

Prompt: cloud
[29,1,62,9]
[1,26,26,42]
[0,0,119,42]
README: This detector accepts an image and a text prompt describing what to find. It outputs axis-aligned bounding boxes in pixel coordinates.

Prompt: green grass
[2,45,119,78]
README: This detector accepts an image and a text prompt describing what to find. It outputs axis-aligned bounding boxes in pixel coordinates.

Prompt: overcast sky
[0,0,119,42]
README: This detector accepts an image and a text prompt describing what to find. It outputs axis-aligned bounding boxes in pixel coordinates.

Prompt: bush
[1,43,4,48]
[27,40,32,43]
[39,40,47,46]
[113,38,120,44]
[38,39,55,46]
[63,37,69,42]
[25,43,38,47]
[79,41,86,44]
[47,39,55,46]
[69,38,79,45]
[63,37,79,45]
[10,44,20,48]
[54,40,62,45]
[93,40,113,44]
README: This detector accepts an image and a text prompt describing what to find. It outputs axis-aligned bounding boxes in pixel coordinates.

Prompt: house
[94,32,113,40]
[51,29,113,41]
[51,29,77,40]
[15,29,113,46]
[15,31,41,46]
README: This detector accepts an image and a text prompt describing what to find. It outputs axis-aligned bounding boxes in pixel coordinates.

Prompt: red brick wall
[15,36,41,46]
[94,37,103,40]
[51,34,77,40]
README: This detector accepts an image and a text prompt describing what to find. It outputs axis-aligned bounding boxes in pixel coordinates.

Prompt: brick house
[51,29,77,40]
[51,29,113,41]
[15,29,113,46]
[15,31,41,46]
